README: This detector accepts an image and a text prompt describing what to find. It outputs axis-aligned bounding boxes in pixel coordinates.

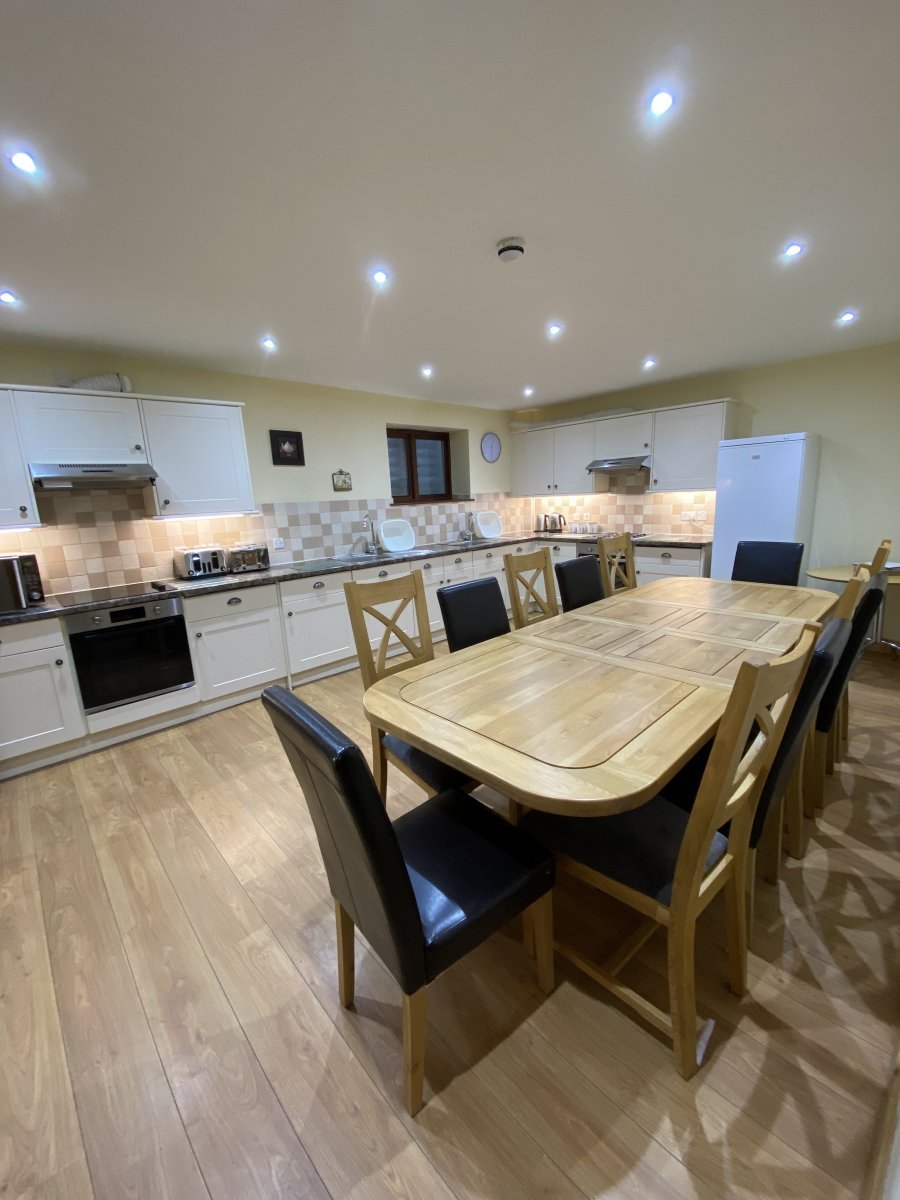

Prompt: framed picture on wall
[270,429,305,466]
[332,469,352,491]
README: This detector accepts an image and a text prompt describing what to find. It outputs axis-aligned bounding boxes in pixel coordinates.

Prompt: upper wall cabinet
[15,390,147,463]
[142,399,254,516]
[593,412,653,460]
[511,424,593,495]
[648,401,737,492]
[0,390,38,526]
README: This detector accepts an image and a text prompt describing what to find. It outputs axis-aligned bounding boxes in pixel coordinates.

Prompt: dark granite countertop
[0,531,712,626]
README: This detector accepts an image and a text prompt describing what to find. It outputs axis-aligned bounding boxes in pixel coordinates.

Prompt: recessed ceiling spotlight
[649,91,674,117]
[836,309,857,325]
[420,364,434,379]
[642,357,658,371]
[0,290,20,306]
[260,335,277,351]
[522,386,534,398]
[9,150,37,175]
[781,241,805,261]
[546,321,564,340]
[370,267,390,288]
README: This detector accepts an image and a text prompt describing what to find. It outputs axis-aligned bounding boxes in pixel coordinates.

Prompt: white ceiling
[1,0,898,410]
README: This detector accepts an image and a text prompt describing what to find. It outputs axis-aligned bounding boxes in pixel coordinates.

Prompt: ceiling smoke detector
[496,236,525,263]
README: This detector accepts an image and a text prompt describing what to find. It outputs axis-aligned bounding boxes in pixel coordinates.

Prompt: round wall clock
[481,432,502,463]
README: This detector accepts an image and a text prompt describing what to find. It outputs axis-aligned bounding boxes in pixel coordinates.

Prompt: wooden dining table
[363,576,837,817]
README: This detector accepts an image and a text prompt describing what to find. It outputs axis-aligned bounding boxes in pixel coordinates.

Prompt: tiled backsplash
[0,483,713,594]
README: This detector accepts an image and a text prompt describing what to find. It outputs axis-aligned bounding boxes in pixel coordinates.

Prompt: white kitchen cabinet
[649,402,736,492]
[0,623,86,760]
[633,545,710,587]
[417,557,445,633]
[142,399,254,516]
[185,586,285,701]
[0,390,38,527]
[15,389,147,464]
[511,425,593,496]
[282,571,355,675]
[472,545,508,609]
[594,413,653,460]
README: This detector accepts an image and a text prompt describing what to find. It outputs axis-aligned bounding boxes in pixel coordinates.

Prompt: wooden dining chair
[522,623,817,1078]
[835,540,891,761]
[344,570,472,801]
[504,546,559,629]
[261,686,555,1115]
[597,532,637,592]
[806,567,887,813]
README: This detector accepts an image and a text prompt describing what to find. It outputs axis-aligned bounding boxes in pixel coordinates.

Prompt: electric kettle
[547,514,567,532]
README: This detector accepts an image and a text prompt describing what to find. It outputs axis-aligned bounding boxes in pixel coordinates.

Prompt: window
[387,429,452,502]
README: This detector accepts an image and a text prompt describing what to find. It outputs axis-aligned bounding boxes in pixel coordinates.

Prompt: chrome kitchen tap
[362,511,377,553]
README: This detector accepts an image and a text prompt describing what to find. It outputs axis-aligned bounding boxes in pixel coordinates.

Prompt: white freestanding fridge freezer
[710,433,820,580]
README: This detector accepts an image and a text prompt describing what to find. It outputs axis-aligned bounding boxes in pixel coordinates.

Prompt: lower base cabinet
[0,627,86,760]
[634,545,711,587]
[185,586,286,701]
[282,571,355,675]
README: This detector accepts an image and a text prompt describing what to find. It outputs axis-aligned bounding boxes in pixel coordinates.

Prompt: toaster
[227,543,270,573]
[173,545,229,578]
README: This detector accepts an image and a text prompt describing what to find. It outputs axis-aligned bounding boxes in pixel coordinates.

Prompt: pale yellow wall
[515,341,900,569]
[0,341,512,503]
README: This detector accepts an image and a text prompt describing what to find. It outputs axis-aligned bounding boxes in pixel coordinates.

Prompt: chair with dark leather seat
[521,624,817,1079]
[731,541,804,586]
[437,576,510,652]
[344,569,473,801]
[554,555,610,612]
[808,570,886,810]
[261,686,555,1115]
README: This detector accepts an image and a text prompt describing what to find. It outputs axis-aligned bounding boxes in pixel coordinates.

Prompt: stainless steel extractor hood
[29,462,158,490]
[586,455,651,472]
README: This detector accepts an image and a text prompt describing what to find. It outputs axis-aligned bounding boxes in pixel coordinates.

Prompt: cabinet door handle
[485,552,492,559]
[287,610,293,617]
[661,552,672,559]
[55,658,64,666]
[313,580,325,588]
[423,562,432,570]
[134,443,143,451]
[653,479,658,485]
[516,546,523,553]
[227,596,242,605]
[553,545,560,551]
[195,631,203,638]
[19,505,28,514]
[454,557,462,564]
[378,570,388,578]
[644,442,649,448]
[163,498,171,506]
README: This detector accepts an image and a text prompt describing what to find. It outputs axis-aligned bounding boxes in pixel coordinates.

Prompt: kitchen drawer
[499,543,531,562]
[634,547,704,575]
[280,569,352,601]
[471,545,504,569]
[0,619,65,657]
[411,556,443,582]
[539,540,578,561]
[183,584,279,623]
[351,560,410,583]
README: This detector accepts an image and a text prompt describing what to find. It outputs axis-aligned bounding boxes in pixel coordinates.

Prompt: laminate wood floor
[2,653,897,1199]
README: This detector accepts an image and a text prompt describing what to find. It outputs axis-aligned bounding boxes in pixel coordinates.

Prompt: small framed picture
[332,469,352,492]
[270,429,305,466]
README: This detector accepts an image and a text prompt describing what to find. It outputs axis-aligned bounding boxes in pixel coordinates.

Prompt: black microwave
[0,554,45,611]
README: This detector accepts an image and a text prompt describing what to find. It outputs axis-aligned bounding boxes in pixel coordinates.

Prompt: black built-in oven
[65,596,195,713]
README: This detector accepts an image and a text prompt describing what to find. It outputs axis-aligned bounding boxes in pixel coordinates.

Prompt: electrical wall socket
[695,510,708,521]
[272,536,285,549]
[680,510,694,521]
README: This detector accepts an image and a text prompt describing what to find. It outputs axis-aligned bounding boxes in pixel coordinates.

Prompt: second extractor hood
[586,455,651,472]
[30,461,158,490]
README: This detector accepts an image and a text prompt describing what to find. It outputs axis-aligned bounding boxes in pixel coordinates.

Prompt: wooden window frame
[388,429,452,503]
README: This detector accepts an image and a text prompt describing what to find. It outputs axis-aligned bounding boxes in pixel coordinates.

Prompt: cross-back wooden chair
[344,570,472,801]
[523,623,817,1078]
[504,546,559,629]
[597,532,637,592]
[834,539,891,762]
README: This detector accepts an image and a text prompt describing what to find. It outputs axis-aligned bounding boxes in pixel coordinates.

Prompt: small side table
[806,564,900,652]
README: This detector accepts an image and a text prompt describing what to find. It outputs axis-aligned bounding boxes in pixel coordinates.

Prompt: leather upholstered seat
[261,685,555,1116]
[554,555,608,612]
[731,541,804,586]
[437,576,510,652]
